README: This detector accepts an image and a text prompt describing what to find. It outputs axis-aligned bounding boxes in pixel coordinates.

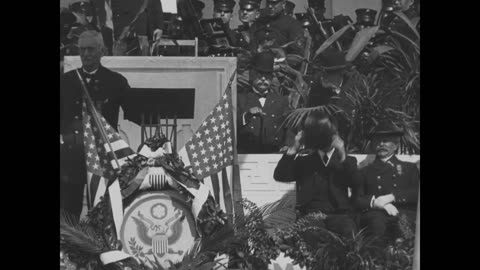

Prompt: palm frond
[313,23,354,60]
[60,209,105,255]
[199,223,236,253]
[346,26,379,62]
[393,11,420,39]
[258,190,296,231]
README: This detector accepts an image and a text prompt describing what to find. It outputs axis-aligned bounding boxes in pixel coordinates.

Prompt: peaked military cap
[355,8,378,26]
[214,0,236,12]
[307,0,326,9]
[240,0,261,10]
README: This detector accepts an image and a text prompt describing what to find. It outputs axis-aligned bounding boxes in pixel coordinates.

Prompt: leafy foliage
[279,10,420,154]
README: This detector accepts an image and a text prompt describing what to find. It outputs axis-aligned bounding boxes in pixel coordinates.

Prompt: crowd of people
[60,0,420,249]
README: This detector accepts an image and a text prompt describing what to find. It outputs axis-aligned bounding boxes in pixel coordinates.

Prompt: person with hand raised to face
[274,110,360,238]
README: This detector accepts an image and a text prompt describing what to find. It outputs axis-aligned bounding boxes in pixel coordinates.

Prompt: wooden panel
[238,154,420,208]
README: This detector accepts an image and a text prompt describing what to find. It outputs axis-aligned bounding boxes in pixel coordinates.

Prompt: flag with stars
[81,100,136,208]
[182,87,235,216]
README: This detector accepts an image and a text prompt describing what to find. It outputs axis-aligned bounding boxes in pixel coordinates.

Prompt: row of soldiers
[60,0,419,58]
[205,0,419,55]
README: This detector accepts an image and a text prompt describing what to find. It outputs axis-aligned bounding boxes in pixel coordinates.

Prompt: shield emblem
[120,191,197,269]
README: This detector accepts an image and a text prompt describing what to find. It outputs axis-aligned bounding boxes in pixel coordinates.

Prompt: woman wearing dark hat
[353,121,419,246]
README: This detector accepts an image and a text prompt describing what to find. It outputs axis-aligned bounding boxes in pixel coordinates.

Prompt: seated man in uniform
[354,122,419,246]
[274,111,359,238]
[237,51,291,153]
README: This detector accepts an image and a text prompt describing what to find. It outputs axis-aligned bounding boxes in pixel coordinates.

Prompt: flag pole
[226,68,245,219]
[75,69,122,170]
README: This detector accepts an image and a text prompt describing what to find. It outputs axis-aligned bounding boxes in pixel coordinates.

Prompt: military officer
[60,30,131,218]
[212,0,237,46]
[249,0,305,55]
[237,51,291,153]
[235,0,262,49]
[354,122,419,245]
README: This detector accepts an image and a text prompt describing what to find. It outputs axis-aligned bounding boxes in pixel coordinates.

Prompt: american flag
[82,100,136,208]
[183,87,235,216]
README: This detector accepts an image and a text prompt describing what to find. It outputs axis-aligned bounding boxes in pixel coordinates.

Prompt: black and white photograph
[60,0,420,269]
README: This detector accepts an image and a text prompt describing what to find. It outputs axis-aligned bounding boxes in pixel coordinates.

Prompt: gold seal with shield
[120,191,198,269]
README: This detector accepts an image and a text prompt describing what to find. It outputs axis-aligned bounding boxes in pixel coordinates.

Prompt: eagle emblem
[131,205,184,256]
[120,191,197,269]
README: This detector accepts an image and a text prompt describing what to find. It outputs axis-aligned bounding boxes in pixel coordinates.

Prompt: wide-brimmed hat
[369,121,404,138]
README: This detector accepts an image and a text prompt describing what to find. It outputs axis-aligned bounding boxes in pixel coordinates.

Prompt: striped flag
[81,99,136,208]
[180,87,235,218]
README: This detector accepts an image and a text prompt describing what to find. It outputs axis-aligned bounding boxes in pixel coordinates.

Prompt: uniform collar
[373,154,399,168]
[82,68,98,75]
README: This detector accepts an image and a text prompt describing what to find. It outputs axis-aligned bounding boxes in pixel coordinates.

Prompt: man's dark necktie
[82,71,96,81]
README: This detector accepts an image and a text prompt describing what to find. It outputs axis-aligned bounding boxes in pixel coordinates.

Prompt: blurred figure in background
[110,0,164,55]
[236,0,261,48]
[283,1,295,18]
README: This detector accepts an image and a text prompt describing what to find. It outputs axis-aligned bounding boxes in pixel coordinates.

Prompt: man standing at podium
[60,30,131,218]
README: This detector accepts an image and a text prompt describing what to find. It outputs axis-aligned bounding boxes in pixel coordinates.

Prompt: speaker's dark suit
[60,65,130,218]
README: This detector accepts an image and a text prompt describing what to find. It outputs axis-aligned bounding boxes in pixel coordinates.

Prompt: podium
[122,87,195,150]
[63,56,237,151]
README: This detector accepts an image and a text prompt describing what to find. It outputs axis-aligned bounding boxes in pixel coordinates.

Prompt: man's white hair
[78,30,105,48]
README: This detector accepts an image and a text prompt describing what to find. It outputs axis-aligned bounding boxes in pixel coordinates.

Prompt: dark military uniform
[60,65,130,218]
[274,151,360,237]
[249,11,305,54]
[234,0,262,49]
[237,90,290,153]
[354,155,419,242]
[110,0,164,41]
